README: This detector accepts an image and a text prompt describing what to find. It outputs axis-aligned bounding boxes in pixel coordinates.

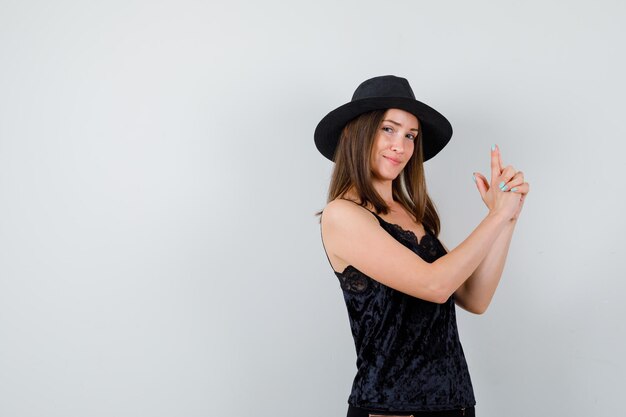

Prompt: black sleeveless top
[320,202,476,412]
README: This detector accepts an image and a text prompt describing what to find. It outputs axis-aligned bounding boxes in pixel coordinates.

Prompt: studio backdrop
[0,1,624,416]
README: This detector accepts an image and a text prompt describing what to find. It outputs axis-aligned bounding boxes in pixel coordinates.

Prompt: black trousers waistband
[347,404,475,417]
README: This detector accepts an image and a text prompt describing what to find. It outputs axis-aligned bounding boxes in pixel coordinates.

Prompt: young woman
[314,75,529,417]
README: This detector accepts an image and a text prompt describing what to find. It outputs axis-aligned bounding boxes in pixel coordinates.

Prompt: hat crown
[351,75,416,101]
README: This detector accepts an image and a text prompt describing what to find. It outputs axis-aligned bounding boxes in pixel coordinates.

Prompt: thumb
[473,172,488,197]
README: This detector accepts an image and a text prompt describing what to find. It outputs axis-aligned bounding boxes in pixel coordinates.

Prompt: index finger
[491,144,502,185]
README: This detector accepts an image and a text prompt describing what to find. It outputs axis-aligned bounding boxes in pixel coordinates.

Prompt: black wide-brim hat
[314,75,453,162]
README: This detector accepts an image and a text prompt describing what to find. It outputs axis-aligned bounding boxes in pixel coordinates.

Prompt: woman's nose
[390,136,404,152]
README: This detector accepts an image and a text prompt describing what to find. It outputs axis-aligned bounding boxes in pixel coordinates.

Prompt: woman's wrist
[487,209,511,225]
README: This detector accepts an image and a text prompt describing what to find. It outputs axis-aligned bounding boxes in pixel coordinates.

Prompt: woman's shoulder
[326,190,376,211]
[326,196,377,213]
[322,198,378,229]
[320,198,384,274]
[323,198,359,218]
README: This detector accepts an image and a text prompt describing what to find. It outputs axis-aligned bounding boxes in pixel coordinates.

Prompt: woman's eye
[382,126,393,133]
[407,134,416,140]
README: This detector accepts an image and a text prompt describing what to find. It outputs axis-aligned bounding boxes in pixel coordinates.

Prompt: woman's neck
[371,180,394,204]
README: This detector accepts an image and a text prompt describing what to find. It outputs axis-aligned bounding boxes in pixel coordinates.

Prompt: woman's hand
[473,145,530,221]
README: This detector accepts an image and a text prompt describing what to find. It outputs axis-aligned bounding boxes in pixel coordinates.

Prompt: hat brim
[314,97,452,162]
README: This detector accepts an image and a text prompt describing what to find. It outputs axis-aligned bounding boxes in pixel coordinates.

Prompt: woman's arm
[323,199,513,304]
[446,218,517,314]
[452,144,528,314]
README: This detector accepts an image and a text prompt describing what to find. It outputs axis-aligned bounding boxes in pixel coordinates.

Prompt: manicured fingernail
[511,187,518,192]
[499,181,505,189]
[501,185,508,191]
[472,174,477,183]
[491,144,496,151]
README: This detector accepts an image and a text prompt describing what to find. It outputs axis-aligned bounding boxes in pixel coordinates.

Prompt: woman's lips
[384,156,401,165]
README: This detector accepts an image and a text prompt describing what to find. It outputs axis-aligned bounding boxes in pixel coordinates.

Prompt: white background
[0,1,624,416]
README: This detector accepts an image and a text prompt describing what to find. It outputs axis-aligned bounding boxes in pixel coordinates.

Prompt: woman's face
[369,108,419,180]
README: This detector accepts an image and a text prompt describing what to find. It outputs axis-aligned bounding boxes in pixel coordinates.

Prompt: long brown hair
[314,109,442,237]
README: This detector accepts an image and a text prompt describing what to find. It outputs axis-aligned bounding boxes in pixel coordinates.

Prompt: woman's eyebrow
[383,119,419,132]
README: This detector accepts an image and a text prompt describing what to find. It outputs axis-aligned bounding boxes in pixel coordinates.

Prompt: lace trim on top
[337,265,373,293]
[374,215,441,259]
